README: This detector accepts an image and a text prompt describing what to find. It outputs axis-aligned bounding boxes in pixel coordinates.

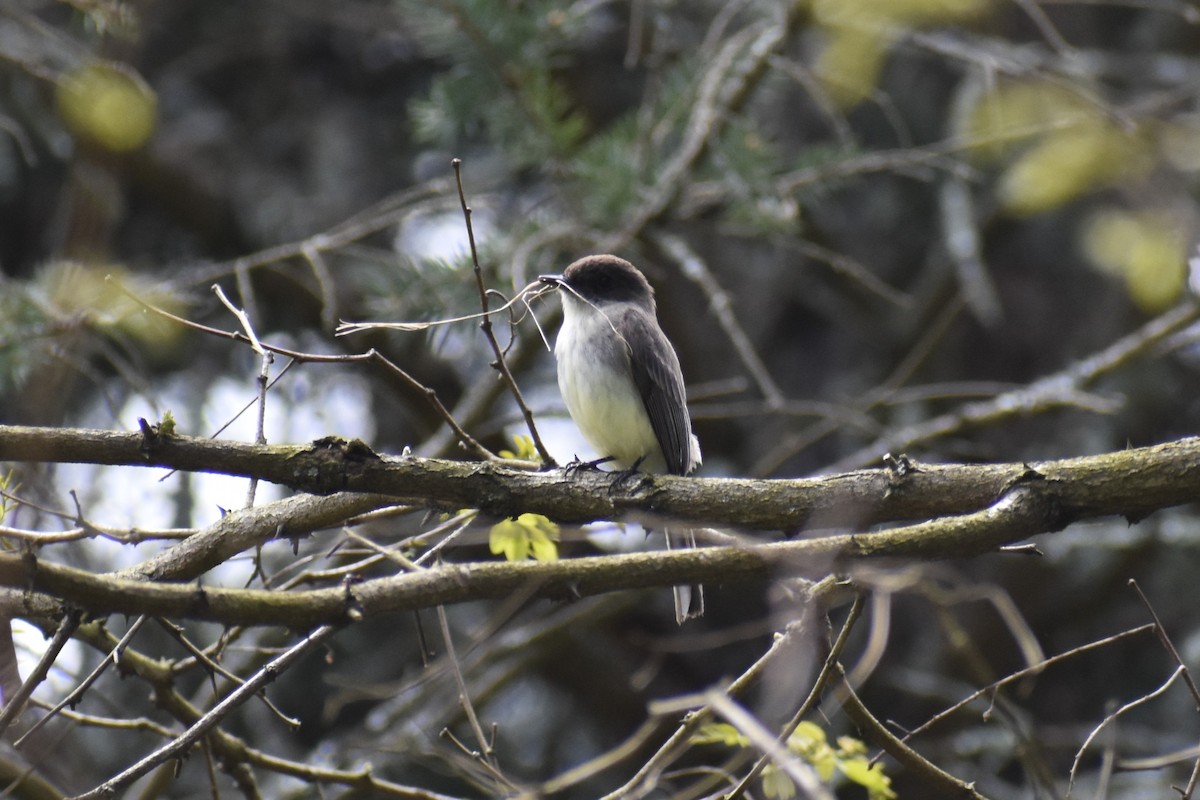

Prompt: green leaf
[839,757,897,800]
[835,735,867,757]
[702,718,893,799]
[690,722,749,748]
[790,720,827,747]
[489,514,560,562]
[788,721,837,781]
[499,434,539,461]
[760,764,796,800]
[0,470,16,520]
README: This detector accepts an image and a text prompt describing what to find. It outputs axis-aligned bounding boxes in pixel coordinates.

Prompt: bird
[539,254,704,623]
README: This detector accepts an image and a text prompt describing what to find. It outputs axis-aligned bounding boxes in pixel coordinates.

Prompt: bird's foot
[563,455,614,476]
[608,456,650,493]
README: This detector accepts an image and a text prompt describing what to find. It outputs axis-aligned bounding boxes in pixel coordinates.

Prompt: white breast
[555,299,665,471]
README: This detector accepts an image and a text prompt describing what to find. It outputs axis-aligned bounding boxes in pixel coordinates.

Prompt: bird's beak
[538,274,564,288]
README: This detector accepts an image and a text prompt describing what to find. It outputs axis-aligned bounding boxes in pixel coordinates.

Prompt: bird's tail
[665,528,704,624]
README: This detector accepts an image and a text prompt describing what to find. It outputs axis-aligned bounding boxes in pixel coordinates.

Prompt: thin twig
[155,618,299,730]
[940,175,1002,326]
[435,605,502,780]
[238,741,467,799]
[169,179,451,292]
[1183,748,1200,799]
[753,295,967,475]
[28,696,177,737]
[702,690,833,800]
[63,621,459,799]
[598,577,847,800]
[537,718,668,795]
[71,624,338,800]
[838,666,988,799]
[1067,666,1183,797]
[0,524,88,543]
[725,592,866,799]
[245,347,273,507]
[336,282,551,336]
[452,158,556,466]
[213,285,265,357]
[604,12,796,249]
[59,487,194,543]
[783,236,910,309]
[0,610,80,738]
[825,299,1200,472]
[652,231,784,408]
[213,284,274,508]
[111,278,496,461]
[300,240,338,331]
[16,615,150,748]
[903,624,1156,742]
[1011,0,1073,54]
[1130,579,1200,710]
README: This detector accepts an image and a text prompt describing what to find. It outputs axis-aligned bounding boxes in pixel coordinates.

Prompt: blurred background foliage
[2,0,1200,797]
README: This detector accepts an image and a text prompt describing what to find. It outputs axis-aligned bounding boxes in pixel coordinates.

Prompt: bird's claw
[608,456,650,493]
[563,455,614,476]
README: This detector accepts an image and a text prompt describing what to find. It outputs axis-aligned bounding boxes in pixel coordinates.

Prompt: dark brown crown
[561,255,655,307]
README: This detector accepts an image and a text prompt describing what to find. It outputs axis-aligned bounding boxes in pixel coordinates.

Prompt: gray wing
[619,307,696,476]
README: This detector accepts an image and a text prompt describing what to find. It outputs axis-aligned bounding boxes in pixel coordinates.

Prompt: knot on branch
[1002,465,1072,531]
[287,437,383,494]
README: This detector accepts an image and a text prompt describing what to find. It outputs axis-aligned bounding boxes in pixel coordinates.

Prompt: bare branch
[0,610,79,737]
[71,624,337,800]
[4,424,1200,534]
[838,666,989,799]
[453,158,556,465]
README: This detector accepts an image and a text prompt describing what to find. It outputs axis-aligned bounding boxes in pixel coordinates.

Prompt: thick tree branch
[2,425,1200,531]
[4,424,1200,627]
[0,481,1135,627]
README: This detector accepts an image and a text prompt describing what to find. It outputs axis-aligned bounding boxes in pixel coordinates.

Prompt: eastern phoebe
[539,254,704,623]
